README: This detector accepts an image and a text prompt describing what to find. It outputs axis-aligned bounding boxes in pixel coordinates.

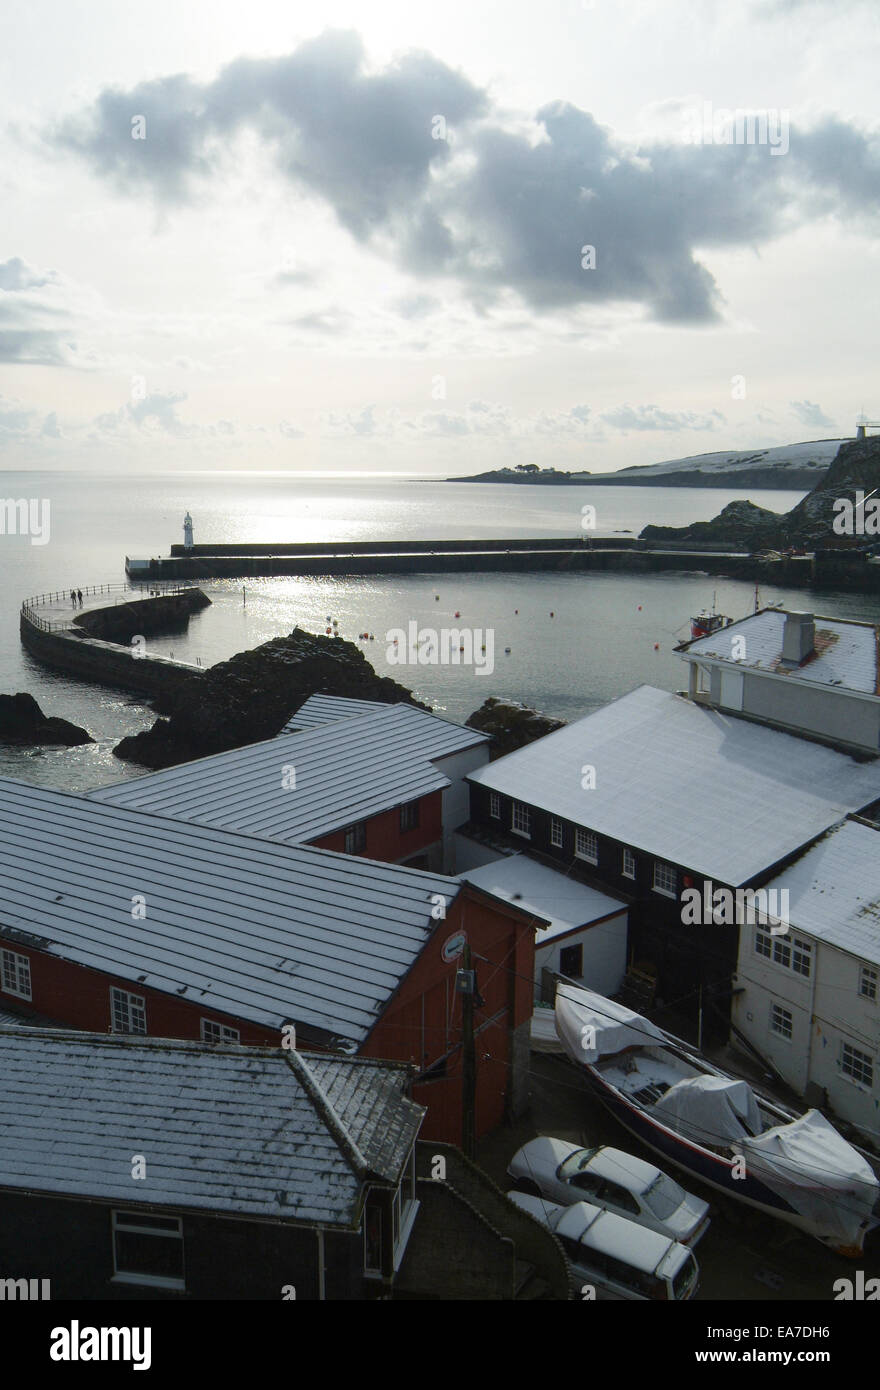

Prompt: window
[344,821,366,854]
[0,948,31,1000]
[399,801,420,833]
[755,930,811,978]
[550,818,564,849]
[622,848,636,880]
[791,938,812,978]
[575,829,598,864]
[860,966,878,1002]
[560,943,583,979]
[110,987,146,1035]
[652,861,677,898]
[489,791,501,820]
[770,1003,793,1040]
[841,1042,874,1088]
[112,1211,184,1290]
[201,1019,240,1043]
[511,801,531,838]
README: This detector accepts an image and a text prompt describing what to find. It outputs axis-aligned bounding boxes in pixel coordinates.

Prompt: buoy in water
[454,611,461,618]
[325,627,332,634]
[638,605,642,611]
[550,611,555,618]
[654,642,660,650]
[514,609,518,615]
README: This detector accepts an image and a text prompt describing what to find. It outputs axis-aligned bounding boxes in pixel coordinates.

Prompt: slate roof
[0,1029,423,1224]
[683,609,880,696]
[460,855,625,943]
[90,704,488,845]
[467,685,880,886]
[763,819,880,966]
[0,777,460,1043]
[283,693,393,730]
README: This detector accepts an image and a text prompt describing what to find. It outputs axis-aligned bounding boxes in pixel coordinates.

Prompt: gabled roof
[466,686,880,886]
[283,693,393,731]
[0,778,460,1043]
[0,1029,423,1224]
[682,609,880,696]
[90,704,488,845]
[459,855,625,943]
[763,819,880,966]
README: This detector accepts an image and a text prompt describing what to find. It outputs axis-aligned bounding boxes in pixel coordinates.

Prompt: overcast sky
[1,0,878,474]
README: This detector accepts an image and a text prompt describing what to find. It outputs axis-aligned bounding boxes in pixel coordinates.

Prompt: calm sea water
[4,470,879,793]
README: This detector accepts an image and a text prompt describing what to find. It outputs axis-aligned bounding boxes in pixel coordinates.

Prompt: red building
[0,778,534,1145]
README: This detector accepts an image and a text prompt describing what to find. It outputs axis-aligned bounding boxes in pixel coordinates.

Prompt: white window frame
[841,1041,874,1088]
[575,828,598,864]
[652,861,677,898]
[0,947,32,1000]
[550,817,564,849]
[622,848,636,880]
[392,1150,419,1272]
[770,1002,793,1041]
[859,966,878,1003]
[791,937,812,979]
[511,801,531,839]
[111,1210,185,1291]
[489,791,501,820]
[110,987,147,1035]
[200,1018,240,1044]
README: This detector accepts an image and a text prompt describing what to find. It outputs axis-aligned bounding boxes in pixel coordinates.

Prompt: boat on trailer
[555,983,880,1256]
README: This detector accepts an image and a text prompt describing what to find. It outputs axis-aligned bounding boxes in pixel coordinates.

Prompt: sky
[1,0,879,475]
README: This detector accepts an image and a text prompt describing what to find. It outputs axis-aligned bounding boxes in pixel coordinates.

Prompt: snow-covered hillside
[579,439,845,483]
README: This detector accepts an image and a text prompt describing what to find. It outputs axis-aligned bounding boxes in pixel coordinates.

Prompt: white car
[507,1138,710,1245]
[508,1192,700,1302]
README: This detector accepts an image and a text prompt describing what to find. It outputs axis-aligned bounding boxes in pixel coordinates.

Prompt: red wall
[361,888,534,1145]
[309,790,442,862]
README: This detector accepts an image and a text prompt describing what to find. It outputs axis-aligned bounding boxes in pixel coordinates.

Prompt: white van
[509,1192,699,1300]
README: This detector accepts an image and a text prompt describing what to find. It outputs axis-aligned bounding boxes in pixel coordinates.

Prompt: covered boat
[556,983,880,1254]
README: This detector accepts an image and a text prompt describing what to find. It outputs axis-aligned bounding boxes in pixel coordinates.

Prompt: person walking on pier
[77,588,83,607]
[70,588,76,608]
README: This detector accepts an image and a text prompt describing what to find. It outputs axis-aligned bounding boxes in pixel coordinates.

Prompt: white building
[459,854,628,1000]
[732,819,880,1142]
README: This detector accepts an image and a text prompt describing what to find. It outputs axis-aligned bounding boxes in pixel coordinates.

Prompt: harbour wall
[20,590,207,699]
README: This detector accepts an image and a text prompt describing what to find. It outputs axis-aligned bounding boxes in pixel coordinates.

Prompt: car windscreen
[643,1172,686,1220]
[671,1251,698,1300]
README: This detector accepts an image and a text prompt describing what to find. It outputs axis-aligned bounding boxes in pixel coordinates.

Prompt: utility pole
[459,945,476,1160]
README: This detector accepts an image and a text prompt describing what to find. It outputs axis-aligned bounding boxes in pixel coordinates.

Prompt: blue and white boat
[555,983,880,1256]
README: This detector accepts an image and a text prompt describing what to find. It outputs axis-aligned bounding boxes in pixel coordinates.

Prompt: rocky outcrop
[113,626,430,768]
[640,436,880,550]
[466,697,565,759]
[0,693,93,746]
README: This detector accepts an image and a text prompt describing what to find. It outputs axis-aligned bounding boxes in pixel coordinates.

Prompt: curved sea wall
[20,589,208,699]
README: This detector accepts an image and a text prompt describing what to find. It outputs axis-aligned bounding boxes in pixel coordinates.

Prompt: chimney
[781,611,815,665]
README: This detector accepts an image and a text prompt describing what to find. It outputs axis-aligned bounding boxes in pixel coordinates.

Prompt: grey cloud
[601,404,726,431]
[789,399,834,429]
[50,33,880,327]
[41,411,62,437]
[95,390,190,435]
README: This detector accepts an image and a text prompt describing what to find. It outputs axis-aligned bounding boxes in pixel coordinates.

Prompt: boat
[555,983,880,1255]
[689,591,729,640]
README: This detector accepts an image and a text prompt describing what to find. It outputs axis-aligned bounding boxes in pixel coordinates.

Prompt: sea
[4,469,880,794]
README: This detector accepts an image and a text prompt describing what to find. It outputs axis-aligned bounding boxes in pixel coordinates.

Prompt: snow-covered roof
[283,693,393,731]
[763,820,880,966]
[459,855,625,943]
[0,1029,422,1224]
[683,610,880,696]
[467,686,880,886]
[91,704,487,844]
[0,778,460,1043]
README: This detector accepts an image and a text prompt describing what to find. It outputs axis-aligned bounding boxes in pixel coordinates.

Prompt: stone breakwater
[20,588,209,700]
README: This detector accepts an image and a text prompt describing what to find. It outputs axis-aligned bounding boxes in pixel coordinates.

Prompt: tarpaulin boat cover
[652,1075,762,1144]
[555,984,666,1064]
[742,1110,880,1249]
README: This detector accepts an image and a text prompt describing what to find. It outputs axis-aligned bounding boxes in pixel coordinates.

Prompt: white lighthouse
[183,511,194,549]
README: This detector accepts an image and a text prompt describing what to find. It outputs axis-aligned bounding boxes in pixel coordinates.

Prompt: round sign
[441,930,467,963]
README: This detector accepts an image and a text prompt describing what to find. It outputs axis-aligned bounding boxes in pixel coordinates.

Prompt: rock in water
[113,626,430,768]
[466,697,565,758]
[0,692,93,746]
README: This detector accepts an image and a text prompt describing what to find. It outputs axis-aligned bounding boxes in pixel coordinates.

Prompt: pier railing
[21,581,198,633]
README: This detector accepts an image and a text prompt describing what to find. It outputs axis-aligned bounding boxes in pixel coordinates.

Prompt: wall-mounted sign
[441,930,467,963]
